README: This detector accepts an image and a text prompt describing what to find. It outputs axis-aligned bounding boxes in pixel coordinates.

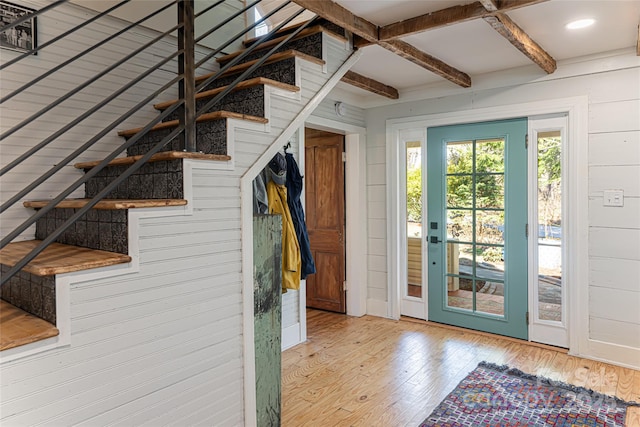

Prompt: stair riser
[35,209,128,254]
[201,57,297,92]
[224,32,323,67]
[84,159,185,200]
[163,86,265,122]
[125,121,228,157]
[1,266,56,324]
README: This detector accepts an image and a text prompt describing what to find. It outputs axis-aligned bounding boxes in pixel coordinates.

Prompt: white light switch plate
[603,190,624,207]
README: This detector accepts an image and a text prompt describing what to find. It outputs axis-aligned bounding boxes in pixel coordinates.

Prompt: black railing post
[178,0,196,152]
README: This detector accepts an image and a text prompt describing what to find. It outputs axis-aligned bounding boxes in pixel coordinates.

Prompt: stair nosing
[0,240,131,276]
[117,111,268,138]
[195,50,325,85]
[74,151,231,170]
[153,77,300,111]
[24,199,188,210]
[222,25,346,64]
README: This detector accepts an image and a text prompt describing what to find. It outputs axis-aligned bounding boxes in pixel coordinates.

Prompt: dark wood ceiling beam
[341,71,399,99]
[483,12,556,74]
[378,0,547,41]
[291,0,378,42]
[378,40,472,87]
[379,2,486,41]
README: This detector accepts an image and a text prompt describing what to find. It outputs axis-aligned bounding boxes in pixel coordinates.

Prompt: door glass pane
[447,141,473,174]
[447,175,473,208]
[475,279,504,316]
[475,245,505,282]
[447,209,473,242]
[406,141,422,298]
[476,139,505,173]
[476,174,504,209]
[476,210,504,245]
[537,131,562,321]
[446,242,473,278]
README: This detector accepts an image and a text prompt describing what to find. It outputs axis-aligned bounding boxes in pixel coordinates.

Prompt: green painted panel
[253,215,283,426]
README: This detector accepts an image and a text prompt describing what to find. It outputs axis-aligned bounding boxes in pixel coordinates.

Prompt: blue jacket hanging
[285,152,316,279]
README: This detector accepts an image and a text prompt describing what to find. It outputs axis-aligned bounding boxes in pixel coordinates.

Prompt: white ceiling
[331,0,640,101]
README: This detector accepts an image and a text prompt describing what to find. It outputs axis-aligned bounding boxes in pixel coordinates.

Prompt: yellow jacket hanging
[267,180,301,291]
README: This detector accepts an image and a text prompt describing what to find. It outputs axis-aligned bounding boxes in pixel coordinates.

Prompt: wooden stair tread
[24,199,187,210]
[153,77,299,111]
[117,111,268,138]
[0,240,131,276]
[195,50,325,85]
[0,300,59,351]
[75,151,231,170]
[220,25,346,64]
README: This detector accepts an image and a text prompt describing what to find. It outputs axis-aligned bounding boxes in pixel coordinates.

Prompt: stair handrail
[0,0,319,287]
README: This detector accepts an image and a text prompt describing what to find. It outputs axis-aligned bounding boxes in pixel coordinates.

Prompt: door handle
[430,236,442,244]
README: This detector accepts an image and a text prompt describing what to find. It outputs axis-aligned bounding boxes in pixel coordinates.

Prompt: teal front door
[427,118,528,340]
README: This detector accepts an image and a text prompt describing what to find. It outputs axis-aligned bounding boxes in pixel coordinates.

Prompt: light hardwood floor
[282,309,640,426]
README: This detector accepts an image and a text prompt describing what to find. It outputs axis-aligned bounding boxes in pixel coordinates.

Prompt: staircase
[0,2,357,420]
[0,0,358,425]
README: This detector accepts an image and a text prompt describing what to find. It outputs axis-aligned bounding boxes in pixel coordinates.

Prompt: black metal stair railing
[0,0,319,287]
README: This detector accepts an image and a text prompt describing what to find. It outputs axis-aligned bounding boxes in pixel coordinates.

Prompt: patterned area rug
[420,362,639,427]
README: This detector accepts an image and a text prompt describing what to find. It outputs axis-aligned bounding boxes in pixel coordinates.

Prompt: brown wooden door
[304,128,346,313]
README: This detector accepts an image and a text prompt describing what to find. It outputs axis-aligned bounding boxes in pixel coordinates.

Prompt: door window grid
[445,139,506,317]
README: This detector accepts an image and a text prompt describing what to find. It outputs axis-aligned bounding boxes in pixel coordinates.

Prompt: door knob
[430,236,442,244]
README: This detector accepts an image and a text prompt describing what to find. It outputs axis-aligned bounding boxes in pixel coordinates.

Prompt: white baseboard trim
[578,339,640,370]
[282,323,302,351]
[367,298,389,318]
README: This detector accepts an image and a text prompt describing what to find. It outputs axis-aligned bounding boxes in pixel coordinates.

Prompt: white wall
[363,50,640,367]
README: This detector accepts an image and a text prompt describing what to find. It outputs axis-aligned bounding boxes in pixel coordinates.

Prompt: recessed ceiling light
[566,19,595,30]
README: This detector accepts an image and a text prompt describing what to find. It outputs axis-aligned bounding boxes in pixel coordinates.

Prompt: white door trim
[386,97,588,358]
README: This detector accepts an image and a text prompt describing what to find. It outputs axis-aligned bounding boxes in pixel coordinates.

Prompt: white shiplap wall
[0,0,218,241]
[363,52,640,367]
[1,24,354,424]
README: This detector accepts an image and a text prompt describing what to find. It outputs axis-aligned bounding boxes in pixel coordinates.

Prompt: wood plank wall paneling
[0,11,354,427]
[363,63,640,358]
[0,0,218,241]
